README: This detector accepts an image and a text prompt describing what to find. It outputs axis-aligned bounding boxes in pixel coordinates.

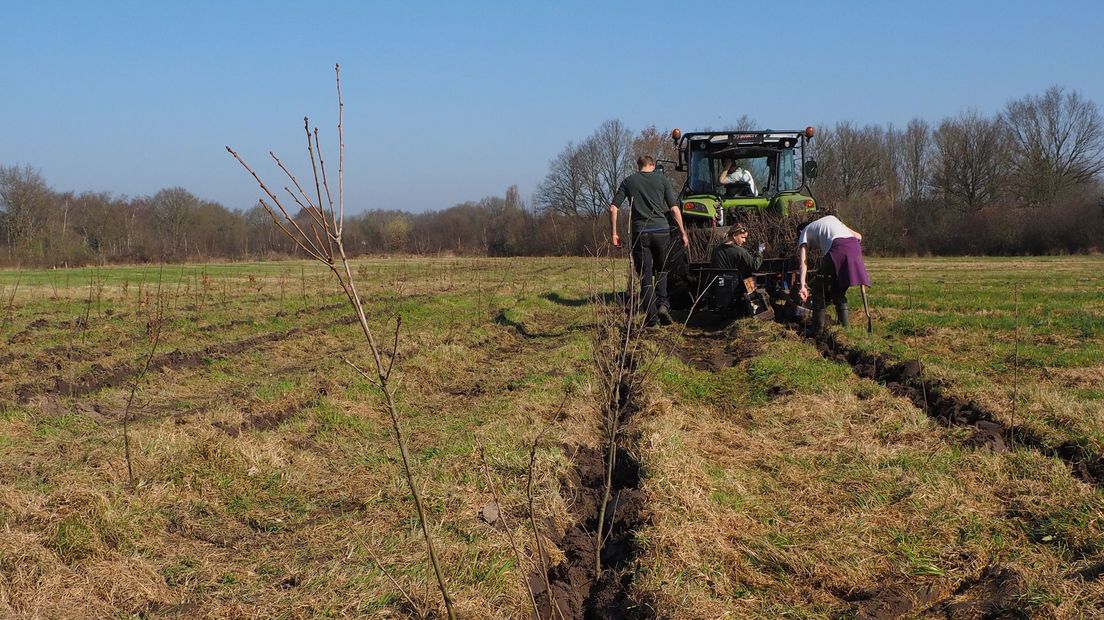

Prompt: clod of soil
[935,564,1027,619]
[849,581,941,619]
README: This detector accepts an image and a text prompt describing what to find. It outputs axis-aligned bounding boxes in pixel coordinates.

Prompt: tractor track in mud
[811,329,1104,489]
[12,315,358,404]
[534,374,654,620]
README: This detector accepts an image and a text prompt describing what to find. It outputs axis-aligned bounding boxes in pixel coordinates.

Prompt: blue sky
[2,0,1102,214]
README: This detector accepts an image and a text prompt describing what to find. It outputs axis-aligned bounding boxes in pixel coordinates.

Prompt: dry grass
[0,257,603,618]
[1,256,1102,618]
[636,318,1104,618]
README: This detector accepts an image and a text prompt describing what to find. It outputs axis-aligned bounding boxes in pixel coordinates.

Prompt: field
[0,255,1101,619]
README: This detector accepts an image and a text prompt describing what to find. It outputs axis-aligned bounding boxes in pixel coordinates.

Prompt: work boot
[657,305,673,325]
[810,308,826,336]
[836,303,850,328]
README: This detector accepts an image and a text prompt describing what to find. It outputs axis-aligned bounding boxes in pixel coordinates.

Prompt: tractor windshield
[688,148,772,196]
[687,142,801,195]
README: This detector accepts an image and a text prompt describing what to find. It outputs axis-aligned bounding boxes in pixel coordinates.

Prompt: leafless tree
[823,121,887,202]
[0,165,52,260]
[591,119,636,212]
[536,141,590,217]
[150,187,201,259]
[931,110,1009,213]
[1003,85,1104,207]
[722,114,758,132]
[899,118,933,204]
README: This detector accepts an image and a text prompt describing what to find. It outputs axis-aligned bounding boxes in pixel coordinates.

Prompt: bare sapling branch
[479,446,540,618]
[313,128,338,236]
[270,145,330,259]
[226,64,456,620]
[1,273,20,332]
[385,316,402,382]
[527,422,565,620]
[351,531,426,619]
[123,267,165,487]
[591,240,639,576]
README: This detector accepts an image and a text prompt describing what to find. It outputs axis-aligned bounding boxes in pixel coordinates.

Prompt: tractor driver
[719,159,757,196]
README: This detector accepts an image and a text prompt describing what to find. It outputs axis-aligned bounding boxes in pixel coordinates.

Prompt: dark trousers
[812,259,847,310]
[631,231,670,325]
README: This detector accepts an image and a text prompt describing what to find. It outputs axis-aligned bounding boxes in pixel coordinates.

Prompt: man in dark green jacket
[610,156,689,327]
[710,225,763,313]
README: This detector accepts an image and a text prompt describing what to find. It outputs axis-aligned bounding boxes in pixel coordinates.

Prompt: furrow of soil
[840,563,1027,619]
[0,301,344,374]
[536,376,653,620]
[12,315,357,403]
[811,330,1104,489]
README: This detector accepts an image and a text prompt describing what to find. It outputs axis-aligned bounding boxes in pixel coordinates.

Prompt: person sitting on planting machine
[796,215,870,333]
[710,224,763,313]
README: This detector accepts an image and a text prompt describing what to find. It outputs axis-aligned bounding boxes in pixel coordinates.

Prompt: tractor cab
[665,127,823,317]
[672,129,818,227]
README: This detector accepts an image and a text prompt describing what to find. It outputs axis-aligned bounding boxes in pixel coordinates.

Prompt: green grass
[840,255,1104,453]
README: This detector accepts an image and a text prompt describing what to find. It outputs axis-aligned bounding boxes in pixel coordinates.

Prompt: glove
[757,243,766,253]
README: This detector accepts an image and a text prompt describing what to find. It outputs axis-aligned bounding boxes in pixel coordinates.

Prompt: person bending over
[796,215,870,333]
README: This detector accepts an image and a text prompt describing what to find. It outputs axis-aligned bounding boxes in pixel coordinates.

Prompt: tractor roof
[683,130,806,148]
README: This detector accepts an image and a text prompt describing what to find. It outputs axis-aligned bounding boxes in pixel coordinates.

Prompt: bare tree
[831,121,887,201]
[931,110,1009,213]
[899,118,933,204]
[0,165,52,261]
[536,141,591,217]
[1004,85,1104,207]
[149,187,201,259]
[591,119,636,211]
[722,114,757,132]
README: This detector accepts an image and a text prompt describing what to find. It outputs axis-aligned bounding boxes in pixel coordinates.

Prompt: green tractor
[663,127,823,316]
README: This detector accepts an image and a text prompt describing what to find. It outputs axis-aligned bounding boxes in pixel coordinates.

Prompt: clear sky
[3,0,1102,214]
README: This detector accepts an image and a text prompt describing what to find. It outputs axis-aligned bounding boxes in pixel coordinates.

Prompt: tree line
[2,86,1101,267]
[806,86,1104,254]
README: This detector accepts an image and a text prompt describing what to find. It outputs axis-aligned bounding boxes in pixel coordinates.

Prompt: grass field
[0,255,1101,618]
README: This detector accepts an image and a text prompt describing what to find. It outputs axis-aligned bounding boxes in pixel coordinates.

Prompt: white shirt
[720,168,757,195]
[797,215,854,256]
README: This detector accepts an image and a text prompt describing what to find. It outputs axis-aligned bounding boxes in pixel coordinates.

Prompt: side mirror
[804,159,818,179]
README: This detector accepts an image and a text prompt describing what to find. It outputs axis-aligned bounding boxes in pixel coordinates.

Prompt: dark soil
[810,330,1104,489]
[212,396,317,437]
[534,377,654,620]
[931,564,1028,619]
[7,318,49,344]
[670,328,769,372]
[839,581,941,619]
[841,564,1027,619]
